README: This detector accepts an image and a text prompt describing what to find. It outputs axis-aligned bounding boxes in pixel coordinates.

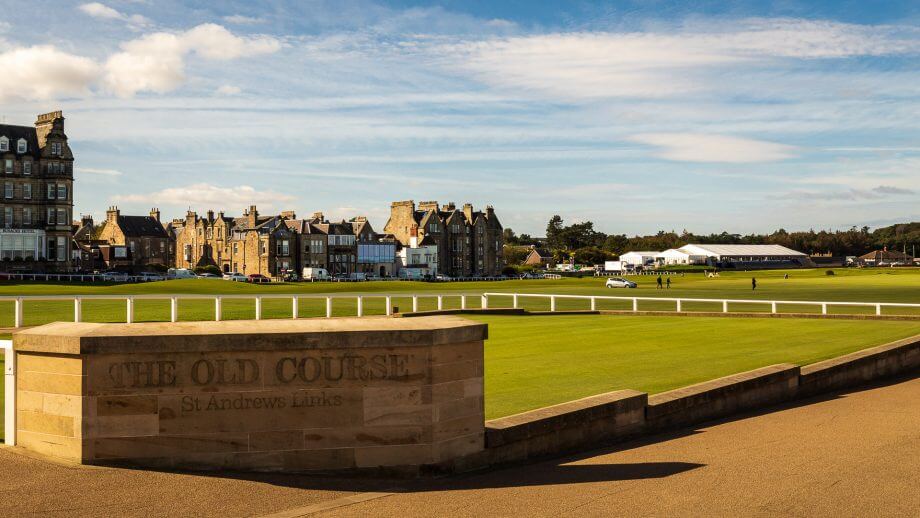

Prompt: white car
[223,272,248,282]
[101,271,130,282]
[606,277,637,288]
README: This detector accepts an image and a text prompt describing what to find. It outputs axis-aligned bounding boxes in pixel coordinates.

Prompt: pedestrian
[666,277,671,289]
[752,277,757,291]
[657,275,663,289]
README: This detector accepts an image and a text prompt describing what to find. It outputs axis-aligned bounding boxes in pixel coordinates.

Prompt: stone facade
[73,207,170,272]
[0,111,74,272]
[384,200,503,277]
[13,316,487,474]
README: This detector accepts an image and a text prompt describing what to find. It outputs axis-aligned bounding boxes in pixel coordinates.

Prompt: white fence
[482,292,920,316]
[0,293,492,328]
[2,339,13,446]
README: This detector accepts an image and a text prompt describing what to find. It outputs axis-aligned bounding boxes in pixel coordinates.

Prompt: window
[4,182,11,199]
[17,139,27,153]
[57,185,66,200]
[23,161,31,175]
[277,239,290,256]
[51,142,62,156]
[4,159,11,174]
[47,208,55,225]
[23,184,31,199]
[23,208,31,225]
[0,137,7,152]
[3,207,11,228]
[57,236,66,261]
[184,244,192,261]
[58,209,67,225]
[47,184,56,199]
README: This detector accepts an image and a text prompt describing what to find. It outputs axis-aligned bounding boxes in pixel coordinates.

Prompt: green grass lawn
[3,313,920,441]
[0,268,919,326]
[472,314,920,419]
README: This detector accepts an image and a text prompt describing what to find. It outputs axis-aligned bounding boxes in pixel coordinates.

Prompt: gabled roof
[118,215,170,238]
[0,124,40,157]
[859,249,913,261]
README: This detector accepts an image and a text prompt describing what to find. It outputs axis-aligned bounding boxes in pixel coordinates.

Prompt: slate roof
[859,249,913,262]
[0,124,40,157]
[117,216,170,238]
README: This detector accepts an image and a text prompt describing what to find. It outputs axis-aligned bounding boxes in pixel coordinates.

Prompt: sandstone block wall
[14,316,486,474]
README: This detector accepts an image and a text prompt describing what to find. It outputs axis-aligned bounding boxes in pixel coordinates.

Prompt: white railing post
[876,304,882,316]
[632,298,638,312]
[292,297,298,319]
[722,300,728,313]
[481,294,488,310]
[385,296,392,316]
[590,296,596,311]
[413,296,419,312]
[357,296,363,317]
[771,302,777,314]
[74,298,82,323]
[215,297,222,321]
[326,297,333,318]
[437,295,443,311]
[4,342,15,446]
[170,297,178,322]
[126,298,134,324]
[512,294,519,309]
[255,297,262,320]
[676,299,682,312]
[550,296,556,312]
[461,295,467,310]
[14,298,23,328]
[821,303,827,315]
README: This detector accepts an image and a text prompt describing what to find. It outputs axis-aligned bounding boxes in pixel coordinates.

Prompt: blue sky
[0,1,918,235]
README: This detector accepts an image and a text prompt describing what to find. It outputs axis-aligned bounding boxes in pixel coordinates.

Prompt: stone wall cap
[14,316,487,355]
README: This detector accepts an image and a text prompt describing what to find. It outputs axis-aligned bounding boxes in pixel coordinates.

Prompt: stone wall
[14,316,487,475]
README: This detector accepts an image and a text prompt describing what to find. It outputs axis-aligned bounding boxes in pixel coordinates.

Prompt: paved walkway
[2,376,919,517]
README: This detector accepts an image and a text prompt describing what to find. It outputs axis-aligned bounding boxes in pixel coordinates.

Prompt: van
[302,267,330,281]
[167,268,196,279]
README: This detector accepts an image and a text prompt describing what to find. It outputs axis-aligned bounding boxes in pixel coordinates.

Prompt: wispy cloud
[629,133,798,163]
[78,2,150,29]
[78,167,123,177]
[223,15,265,25]
[112,183,296,213]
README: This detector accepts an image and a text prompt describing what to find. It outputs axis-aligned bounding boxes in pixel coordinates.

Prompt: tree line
[502,217,920,265]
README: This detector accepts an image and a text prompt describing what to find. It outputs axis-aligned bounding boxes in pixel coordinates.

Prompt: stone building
[384,200,503,277]
[0,111,74,272]
[227,207,297,277]
[74,207,171,272]
[284,212,329,271]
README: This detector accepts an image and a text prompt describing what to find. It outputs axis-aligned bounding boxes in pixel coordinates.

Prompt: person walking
[752,277,757,291]
[666,277,671,289]
[657,275,663,289]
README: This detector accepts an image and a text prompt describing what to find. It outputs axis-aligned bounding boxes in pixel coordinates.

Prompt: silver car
[606,277,637,288]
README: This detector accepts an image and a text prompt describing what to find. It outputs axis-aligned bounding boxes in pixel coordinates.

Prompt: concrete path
[2,376,919,517]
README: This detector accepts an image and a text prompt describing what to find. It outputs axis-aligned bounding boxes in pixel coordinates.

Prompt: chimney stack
[106,206,120,224]
[149,208,160,222]
[34,110,64,149]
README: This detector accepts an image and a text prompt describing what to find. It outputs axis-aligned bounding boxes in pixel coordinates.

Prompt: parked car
[434,274,452,281]
[247,274,270,283]
[302,267,330,281]
[606,277,637,288]
[196,273,220,279]
[101,271,130,282]
[138,272,165,281]
[167,268,196,279]
[223,272,248,282]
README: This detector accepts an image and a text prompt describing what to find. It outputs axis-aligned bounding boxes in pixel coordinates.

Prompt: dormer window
[51,142,62,156]
[0,137,8,152]
[17,139,27,153]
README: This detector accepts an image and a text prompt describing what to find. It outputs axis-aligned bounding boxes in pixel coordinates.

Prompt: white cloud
[447,19,920,100]
[78,2,150,28]
[112,183,296,212]
[629,133,798,163]
[78,167,123,176]
[0,45,99,101]
[223,15,265,25]
[216,85,242,95]
[104,24,280,97]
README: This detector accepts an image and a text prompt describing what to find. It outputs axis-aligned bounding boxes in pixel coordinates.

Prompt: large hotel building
[0,111,74,272]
